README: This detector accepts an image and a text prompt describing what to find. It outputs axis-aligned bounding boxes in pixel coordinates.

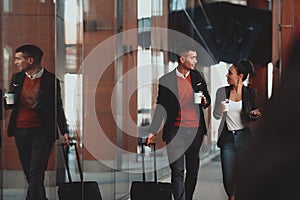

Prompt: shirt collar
[25,67,44,80]
[176,68,190,79]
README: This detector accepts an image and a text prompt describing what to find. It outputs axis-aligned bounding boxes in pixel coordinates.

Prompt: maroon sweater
[173,74,199,128]
[16,76,42,128]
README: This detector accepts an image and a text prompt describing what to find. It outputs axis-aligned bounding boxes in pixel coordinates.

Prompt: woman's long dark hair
[233,59,255,82]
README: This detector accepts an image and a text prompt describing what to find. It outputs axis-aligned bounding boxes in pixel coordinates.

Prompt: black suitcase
[130,143,172,200]
[58,142,102,200]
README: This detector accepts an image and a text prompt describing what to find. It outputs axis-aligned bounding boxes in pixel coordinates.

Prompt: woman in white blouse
[213,59,262,200]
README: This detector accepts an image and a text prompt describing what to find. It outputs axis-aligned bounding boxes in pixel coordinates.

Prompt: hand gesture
[201,95,207,105]
[145,133,155,146]
[249,108,262,119]
[63,133,69,146]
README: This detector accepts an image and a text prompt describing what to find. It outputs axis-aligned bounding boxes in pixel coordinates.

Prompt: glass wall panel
[0,0,259,199]
[1,0,63,199]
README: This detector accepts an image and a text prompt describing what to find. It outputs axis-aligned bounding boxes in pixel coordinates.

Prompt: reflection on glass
[170,0,187,11]
[0,0,249,199]
[267,62,273,99]
[152,0,163,16]
[138,0,151,19]
[3,0,10,12]
[65,0,83,44]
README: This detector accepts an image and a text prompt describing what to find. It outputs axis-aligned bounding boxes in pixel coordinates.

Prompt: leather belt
[228,128,249,135]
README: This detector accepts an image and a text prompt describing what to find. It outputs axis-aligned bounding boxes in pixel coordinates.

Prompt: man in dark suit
[146,45,211,200]
[4,44,69,200]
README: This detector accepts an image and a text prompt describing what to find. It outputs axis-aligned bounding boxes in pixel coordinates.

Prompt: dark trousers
[14,127,53,200]
[220,128,252,198]
[166,126,204,200]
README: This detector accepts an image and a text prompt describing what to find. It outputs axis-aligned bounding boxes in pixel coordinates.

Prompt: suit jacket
[149,69,211,141]
[6,69,69,141]
[213,85,258,147]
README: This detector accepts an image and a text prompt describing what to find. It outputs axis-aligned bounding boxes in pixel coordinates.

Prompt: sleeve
[202,77,211,109]
[148,79,168,134]
[251,88,258,110]
[56,78,69,135]
[213,87,224,120]
[248,88,259,121]
[4,74,17,110]
[197,71,211,109]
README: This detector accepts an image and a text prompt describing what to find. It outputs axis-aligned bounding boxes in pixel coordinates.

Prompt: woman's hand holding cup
[220,99,229,113]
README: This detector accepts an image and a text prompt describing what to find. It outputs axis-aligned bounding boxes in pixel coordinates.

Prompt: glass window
[171,0,187,11]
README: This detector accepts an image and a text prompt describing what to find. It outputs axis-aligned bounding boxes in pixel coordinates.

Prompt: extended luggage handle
[141,143,157,183]
[61,142,83,183]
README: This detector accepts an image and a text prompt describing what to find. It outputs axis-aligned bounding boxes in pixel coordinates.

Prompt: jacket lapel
[168,70,179,98]
[36,69,51,106]
[190,70,197,91]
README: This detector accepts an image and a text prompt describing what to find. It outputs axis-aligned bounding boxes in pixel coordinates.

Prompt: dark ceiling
[168,2,272,65]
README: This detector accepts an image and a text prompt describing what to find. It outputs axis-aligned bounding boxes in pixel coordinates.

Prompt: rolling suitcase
[130,143,172,200]
[58,142,102,200]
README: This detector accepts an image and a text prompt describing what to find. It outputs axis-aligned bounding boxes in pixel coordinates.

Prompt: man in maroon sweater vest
[4,44,69,200]
[146,45,211,200]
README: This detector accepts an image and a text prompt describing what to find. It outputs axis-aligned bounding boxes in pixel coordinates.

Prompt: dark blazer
[6,69,69,141]
[149,69,211,142]
[213,85,258,147]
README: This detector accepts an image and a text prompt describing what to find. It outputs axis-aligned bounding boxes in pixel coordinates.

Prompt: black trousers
[166,126,205,200]
[14,127,53,200]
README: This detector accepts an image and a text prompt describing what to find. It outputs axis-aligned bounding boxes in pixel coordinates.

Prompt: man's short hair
[15,44,43,64]
[176,44,197,63]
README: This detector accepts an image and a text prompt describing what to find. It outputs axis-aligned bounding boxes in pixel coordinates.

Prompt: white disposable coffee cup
[221,100,230,111]
[194,91,203,104]
[4,93,15,105]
